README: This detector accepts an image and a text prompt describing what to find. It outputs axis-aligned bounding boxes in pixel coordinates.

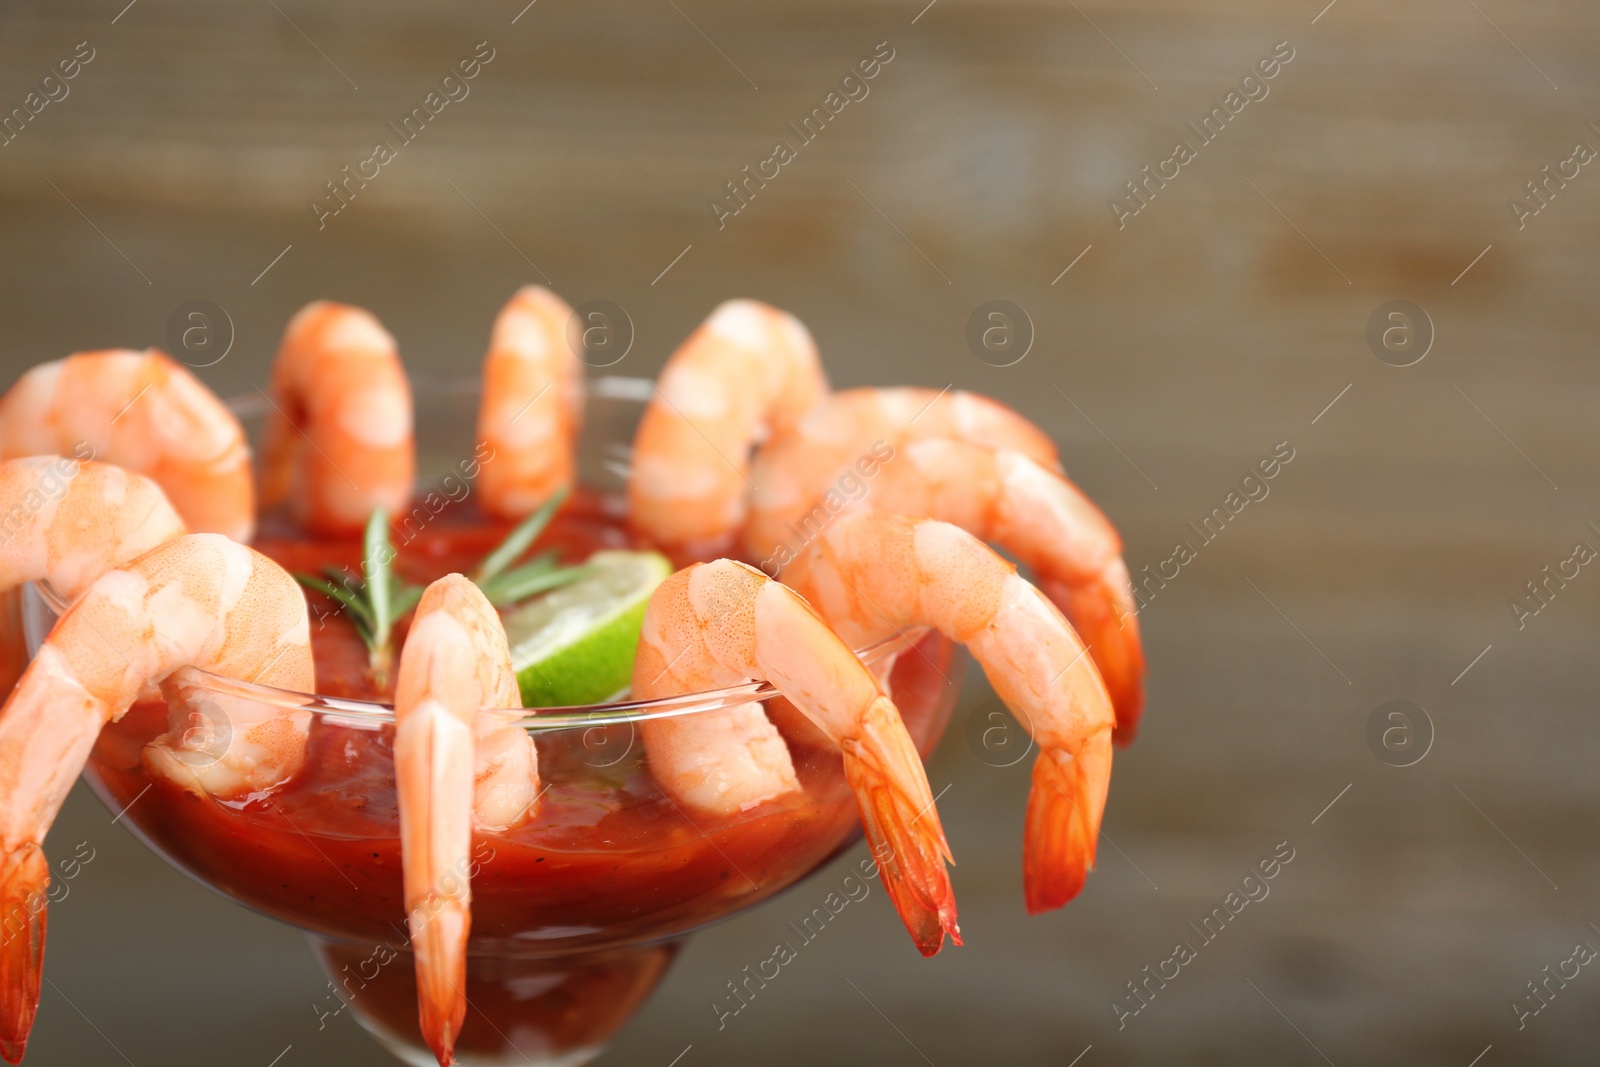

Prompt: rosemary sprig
[363,506,396,673]
[293,489,588,683]
[293,508,419,686]
[471,488,591,607]
[479,555,591,608]
[472,490,566,585]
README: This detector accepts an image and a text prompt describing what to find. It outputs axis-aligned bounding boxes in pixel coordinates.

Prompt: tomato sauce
[79,493,962,1061]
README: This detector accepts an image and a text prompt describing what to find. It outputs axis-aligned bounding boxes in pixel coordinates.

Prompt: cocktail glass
[15,377,965,1066]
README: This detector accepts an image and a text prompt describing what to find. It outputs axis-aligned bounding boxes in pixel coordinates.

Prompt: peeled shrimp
[857,440,1141,741]
[633,559,958,955]
[0,350,254,542]
[0,533,313,1061]
[748,394,1145,742]
[745,385,1061,555]
[0,455,188,741]
[0,457,185,601]
[780,511,1115,914]
[260,301,414,535]
[476,286,584,518]
[393,574,534,1066]
[628,300,826,552]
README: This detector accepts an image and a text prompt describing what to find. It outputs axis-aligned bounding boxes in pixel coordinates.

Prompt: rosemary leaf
[472,488,568,585]
[363,508,394,654]
[501,550,559,577]
[480,564,591,608]
[322,563,360,587]
[293,573,376,632]
[390,582,425,620]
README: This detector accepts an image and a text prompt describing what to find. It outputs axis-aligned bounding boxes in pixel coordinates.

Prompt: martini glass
[16,378,964,1066]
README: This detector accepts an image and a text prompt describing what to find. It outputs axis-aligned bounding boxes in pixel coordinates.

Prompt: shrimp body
[859,439,1143,741]
[749,394,1145,742]
[0,457,185,601]
[0,534,313,1061]
[628,301,826,552]
[476,287,584,518]
[745,385,1060,557]
[634,559,958,955]
[0,350,254,541]
[393,575,533,1066]
[261,301,414,535]
[779,511,1116,914]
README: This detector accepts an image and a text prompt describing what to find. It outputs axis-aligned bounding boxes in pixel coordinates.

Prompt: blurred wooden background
[2,0,1599,1064]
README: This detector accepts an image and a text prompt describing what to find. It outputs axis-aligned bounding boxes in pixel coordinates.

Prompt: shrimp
[860,439,1141,741]
[628,300,826,553]
[779,511,1115,914]
[260,301,415,536]
[745,385,1060,556]
[748,395,1145,742]
[0,350,255,542]
[0,457,186,601]
[0,533,313,1061]
[392,574,534,1067]
[633,559,959,955]
[476,286,584,519]
[0,455,188,740]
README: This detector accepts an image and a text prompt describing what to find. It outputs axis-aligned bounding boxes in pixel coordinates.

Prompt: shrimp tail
[1024,731,1112,915]
[410,896,468,1067]
[393,574,528,1065]
[396,704,473,1067]
[0,844,47,1064]
[1045,564,1146,745]
[842,696,960,956]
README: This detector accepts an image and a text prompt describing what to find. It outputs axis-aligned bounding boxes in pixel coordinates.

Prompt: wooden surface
[2,0,1599,1064]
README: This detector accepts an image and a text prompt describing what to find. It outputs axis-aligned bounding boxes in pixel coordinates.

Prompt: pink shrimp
[861,439,1141,741]
[633,559,959,955]
[260,301,415,535]
[0,350,254,541]
[628,300,826,554]
[748,393,1145,742]
[392,574,535,1066]
[476,286,584,518]
[0,456,187,701]
[0,534,313,1061]
[744,386,1060,556]
[780,511,1116,914]
[0,457,186,601]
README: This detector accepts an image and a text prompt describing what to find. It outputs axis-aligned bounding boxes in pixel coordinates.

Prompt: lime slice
[504,550,672,708]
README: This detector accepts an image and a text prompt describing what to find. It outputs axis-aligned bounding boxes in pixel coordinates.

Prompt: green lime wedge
[504,550,672,708]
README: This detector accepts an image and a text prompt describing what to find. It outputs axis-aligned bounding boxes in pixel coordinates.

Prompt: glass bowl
[17,377,965,1067]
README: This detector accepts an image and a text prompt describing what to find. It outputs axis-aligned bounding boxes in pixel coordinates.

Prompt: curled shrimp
[745,385,1060,554]
[628,300,826,553]
[633,559,958,955]
[748,391,1145,742]
[0,533,313,1061]
[393,574,535,1066]
[261,301,415,535]
[780,511,1115,914]
[0,349,254,541]
[476,286,584,518]
[860,439,1141,741]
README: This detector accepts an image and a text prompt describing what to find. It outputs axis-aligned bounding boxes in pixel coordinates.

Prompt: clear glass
[16,378,965,1067]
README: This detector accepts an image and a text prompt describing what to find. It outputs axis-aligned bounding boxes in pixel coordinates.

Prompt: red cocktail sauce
[80,495,959,1060]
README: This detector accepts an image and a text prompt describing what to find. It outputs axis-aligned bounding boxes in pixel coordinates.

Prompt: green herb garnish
[294,488,588,685]
[471,490,591,606]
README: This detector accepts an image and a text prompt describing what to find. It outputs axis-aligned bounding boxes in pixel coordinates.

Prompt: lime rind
[504,550,671,708]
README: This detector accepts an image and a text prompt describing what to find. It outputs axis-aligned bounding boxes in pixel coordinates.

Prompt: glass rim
[29,372,928,732]
[157,627,925,732]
